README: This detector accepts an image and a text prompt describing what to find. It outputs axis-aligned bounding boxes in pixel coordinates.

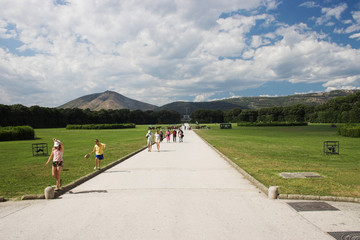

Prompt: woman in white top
[45,138,64,190]
[146,130,153,152]
[154,129,161,152]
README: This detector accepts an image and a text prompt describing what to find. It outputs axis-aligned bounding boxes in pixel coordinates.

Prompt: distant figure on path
[178,129,184,143]
[172,129,177,142]
[154,129,161,152]
[166,129,171,143]
[146,130,153,152]
[89,139,106,170]
[160,130,164,142]
[45,138,64,191]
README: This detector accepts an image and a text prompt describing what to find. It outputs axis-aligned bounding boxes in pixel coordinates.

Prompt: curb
[21,194,45,200]
[279,194,360,203]
[194,130,360,204]
[20,146,147,201]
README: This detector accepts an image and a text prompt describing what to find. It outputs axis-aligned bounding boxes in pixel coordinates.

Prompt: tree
[192,109,224,123]
[224,108,242,122]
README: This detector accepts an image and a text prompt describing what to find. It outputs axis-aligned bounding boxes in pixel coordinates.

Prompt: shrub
[66,123,136,130]
[237,122,308,127]
[0,126,35,141]
[338,125,360,137]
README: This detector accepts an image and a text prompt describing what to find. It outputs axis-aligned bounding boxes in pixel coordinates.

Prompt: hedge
[338,125,360,137]
[0,126,35,141]
[66,123,136,130]
[237,122,308,127]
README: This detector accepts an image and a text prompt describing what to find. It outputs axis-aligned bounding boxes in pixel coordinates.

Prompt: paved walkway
[0,129,359,239]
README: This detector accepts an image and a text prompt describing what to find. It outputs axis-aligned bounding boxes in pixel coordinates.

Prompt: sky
[0,0,359,107]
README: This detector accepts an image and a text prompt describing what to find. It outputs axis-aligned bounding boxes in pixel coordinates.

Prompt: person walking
[166,129,171,143]
[146,130,153,152]
[88,139,106,170]
[154,129,161,152]
[172,129,177,142]
[159,130,164,142]
[45,138,64,191]
[178,129,183,143]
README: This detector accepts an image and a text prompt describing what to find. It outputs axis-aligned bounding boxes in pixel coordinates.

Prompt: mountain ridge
[157,90,360,115]
[59,90,158,111]
[59,89,360,115]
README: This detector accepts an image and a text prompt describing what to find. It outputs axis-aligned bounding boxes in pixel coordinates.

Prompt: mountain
[222,90,359,109]
[59,90,158,111]
[157,90,359,115]
[59,89,359,115]
[156,101,240,116]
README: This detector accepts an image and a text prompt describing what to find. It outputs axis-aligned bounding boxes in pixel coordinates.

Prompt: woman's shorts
[52,161,63,167]
[96,154,104,160]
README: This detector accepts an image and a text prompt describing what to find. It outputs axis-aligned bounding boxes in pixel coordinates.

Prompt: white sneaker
[94,166,97,170]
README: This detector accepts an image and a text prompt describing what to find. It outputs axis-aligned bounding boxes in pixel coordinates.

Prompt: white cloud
[259,94,279,97]
[323,76,360,92]
[0,0,359,107]
[294,90,317,95]
[344,11,360,34]
[194,92,216,102]
[0,20,17,39]
[323,3,347,20]
[299,2,320,8]
[316,3,347,25]
[350,33,360,40]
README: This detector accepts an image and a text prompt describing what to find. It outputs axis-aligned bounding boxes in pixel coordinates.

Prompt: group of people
[45,124,189,190]
[45,138,106,190]
[146,127,186,152]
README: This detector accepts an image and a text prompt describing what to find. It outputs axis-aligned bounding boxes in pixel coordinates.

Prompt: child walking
[45,138,64,190]
[88,139,106,170]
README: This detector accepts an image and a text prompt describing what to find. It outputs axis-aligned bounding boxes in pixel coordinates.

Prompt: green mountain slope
[59,90,158,111]
[157,90,359,115]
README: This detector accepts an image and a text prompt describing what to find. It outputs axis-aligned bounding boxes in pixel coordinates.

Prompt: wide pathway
[0,129,359,239]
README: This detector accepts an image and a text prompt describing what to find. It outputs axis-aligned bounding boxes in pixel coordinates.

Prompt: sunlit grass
[0,126,149,199]
[196,124,360,198]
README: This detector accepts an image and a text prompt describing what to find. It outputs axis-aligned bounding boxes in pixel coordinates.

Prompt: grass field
[0,125,149,199]
[196,124,360,198]
[2,123,359,200]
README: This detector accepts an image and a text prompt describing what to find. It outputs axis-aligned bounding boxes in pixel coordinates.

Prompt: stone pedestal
[268,186,278,199]
[44,186,54,199]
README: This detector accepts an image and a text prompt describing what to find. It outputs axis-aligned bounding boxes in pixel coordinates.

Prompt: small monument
[323,141,339,154]
[181,107,192,122]
[32,143,48,156]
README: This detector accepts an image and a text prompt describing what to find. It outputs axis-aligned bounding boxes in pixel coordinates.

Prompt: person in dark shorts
[45,138,64,190]
[88,139,106,170]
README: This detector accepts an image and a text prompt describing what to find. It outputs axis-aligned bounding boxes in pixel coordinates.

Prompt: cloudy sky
[0,0,359,107]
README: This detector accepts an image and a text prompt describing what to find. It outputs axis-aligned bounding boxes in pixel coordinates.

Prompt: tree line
[0,105,181,128]
[1,92,359,128]
[192,92,360,123]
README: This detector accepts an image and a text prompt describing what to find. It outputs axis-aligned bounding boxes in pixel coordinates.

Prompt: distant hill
[222,90,360,109]
[59,89,359,115]
[156,101,240,116]
[157,90,360,115]
[59,90,158,111]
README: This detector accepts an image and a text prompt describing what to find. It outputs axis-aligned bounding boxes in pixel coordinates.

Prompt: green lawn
[0,126,149,199]
[196,124,360,198]
[2,124,359,200]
